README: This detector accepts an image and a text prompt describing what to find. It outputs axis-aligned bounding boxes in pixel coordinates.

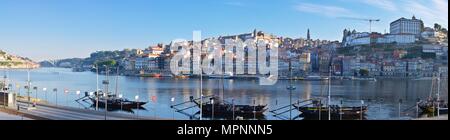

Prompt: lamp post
[286,59,296,120]
[64,89,69,106]
[89,92,94,109]
[16,84,20,97]
[26,68,31,107]
[360,100,364,120]
[210,98,214,120]
[43,88,47,104]
[171,97,175,120]
[340,100,343,120]
[103,65,109,119]
[135,95,139,120]
[232,98,235,120]
[76,91,81,108]
[416,98,421,118]
[398,99,402,119]
[2,74,6,108]
[33,86,38,105]
[53,88,58,106]
[119,94,123,111]
[95,64,99,110]
[436,73,441,117]
[253,99,256,120]
[8,84,13,107]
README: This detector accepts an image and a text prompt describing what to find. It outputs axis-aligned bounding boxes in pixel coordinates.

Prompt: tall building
[390,16,424,36]
[307,29,311,40]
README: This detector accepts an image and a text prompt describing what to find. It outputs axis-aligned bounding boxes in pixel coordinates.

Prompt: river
[2,68,448,120]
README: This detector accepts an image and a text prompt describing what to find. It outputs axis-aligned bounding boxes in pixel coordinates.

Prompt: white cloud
[294,3,357,18]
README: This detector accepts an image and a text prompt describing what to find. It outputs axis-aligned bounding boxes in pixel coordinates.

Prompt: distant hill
[0,50,39,69]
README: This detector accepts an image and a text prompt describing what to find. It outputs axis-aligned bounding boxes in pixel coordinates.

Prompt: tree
[359,69,370,77]
[434,23,442,31]
[95,60,117,67]
[441,28,448,34]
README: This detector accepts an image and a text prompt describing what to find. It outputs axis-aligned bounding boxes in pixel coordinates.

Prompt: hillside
[0,50,39,69]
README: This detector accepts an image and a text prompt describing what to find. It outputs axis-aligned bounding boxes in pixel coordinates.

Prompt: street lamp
[171,97,175,120]
[232,98,235,120]
[24,85,30,107]
[64,89,69,106]
[43,88,47,104]
[360,100,364,120]
[135,95,139,120]
[210,98,214,120]
[253,99,256,120]
[16,84,20,97]
[286,59,296,120]
[33,86,38,105]
[76,91,81,108]
[119,94,123,111]
[53,88,58,106]
[94,64,99,111]
[398,99,403,119]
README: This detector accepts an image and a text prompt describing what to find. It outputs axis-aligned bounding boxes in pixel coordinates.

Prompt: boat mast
[437,72,441,117]
[199,41,203,120]
[328,59,332,120]
[27,64,31,107]
[115,66,119,97]
[96,64,99,110]
[429,74,435,99]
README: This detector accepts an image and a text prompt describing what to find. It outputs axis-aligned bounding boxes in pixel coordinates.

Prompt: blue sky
[0,0,448,61]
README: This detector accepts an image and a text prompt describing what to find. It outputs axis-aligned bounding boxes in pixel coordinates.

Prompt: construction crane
[339,17,381,33]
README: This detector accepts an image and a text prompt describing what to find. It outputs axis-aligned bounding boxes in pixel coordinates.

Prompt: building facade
[390,16,424,36]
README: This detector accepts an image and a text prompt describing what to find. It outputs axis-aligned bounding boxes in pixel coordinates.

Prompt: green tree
[434,23,442,31]
[359,69,369,77]
[95,60,117,67]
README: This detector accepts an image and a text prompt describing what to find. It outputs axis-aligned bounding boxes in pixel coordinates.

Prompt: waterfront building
[382,62,395,76]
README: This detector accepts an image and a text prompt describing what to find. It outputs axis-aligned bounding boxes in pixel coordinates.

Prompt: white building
[390,16,424,37]
[344,32,415,47]
[422,44,446,56]
[377,34,416,44]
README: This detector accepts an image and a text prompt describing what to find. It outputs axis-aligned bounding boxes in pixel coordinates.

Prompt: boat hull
[90,98,147,109]
[296,106,368,120]
[200,104,267,118]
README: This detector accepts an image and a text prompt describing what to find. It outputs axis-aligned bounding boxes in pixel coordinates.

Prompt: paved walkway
[414,115,448,120]
[0,110,32,120]
[15,101,164,120]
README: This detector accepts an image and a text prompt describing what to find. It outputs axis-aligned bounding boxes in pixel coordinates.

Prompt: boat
[419,73,448,115]
[208,73,233,79]
[79,66,147,110]
[418,98,448,115]
[86,91,147,109]
[294,100,368,120]
[298,62,368,120]
[352,77,377,81]
[303,75,329,81]
[190,96,267,118]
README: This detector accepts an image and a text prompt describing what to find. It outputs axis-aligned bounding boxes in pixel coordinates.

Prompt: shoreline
[15,67,447,81]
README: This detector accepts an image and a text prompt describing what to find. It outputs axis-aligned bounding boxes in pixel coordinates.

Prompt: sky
[0,0,448,61]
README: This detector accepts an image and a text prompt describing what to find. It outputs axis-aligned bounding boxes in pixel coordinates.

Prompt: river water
[2,68,448,120]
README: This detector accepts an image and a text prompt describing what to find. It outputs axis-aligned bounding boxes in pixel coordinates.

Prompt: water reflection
[3,68,448,120]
